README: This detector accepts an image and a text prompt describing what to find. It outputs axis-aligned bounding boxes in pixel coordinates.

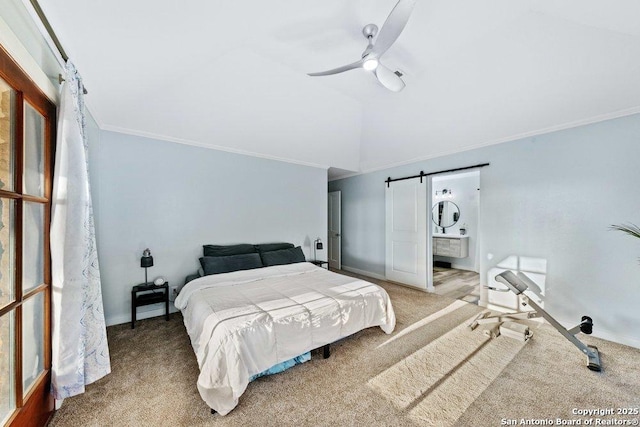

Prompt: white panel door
[385,179,427,289]
[328,191,341,269]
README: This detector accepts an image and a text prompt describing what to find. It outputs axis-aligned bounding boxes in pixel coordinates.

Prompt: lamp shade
[141,248,154,268]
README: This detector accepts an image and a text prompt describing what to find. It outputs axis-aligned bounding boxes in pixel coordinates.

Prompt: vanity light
[435,189,453,199]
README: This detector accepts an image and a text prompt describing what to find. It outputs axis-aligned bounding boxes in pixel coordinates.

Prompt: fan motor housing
[362,24,378,39]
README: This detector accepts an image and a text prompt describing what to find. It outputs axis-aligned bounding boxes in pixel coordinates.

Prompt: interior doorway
[429,170,481,304]
[328,191,341,269]
[382,166,485,301]
[432,268,480,304]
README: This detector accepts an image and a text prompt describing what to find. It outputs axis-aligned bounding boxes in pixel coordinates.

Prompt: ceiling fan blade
[308,59,364,76]
[371,0,417,58]
[373,64,406,92]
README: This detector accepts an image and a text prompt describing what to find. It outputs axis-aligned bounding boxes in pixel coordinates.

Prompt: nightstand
[309,260,329,268]
[131,282,169,329]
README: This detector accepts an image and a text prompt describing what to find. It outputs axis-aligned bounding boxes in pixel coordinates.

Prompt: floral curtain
[50,61,110,399]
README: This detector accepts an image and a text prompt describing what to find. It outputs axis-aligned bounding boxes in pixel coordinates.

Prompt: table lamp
[140,248,154,285]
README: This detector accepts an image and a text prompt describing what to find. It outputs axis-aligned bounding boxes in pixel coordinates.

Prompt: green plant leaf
[611,223,640,263]
[610,223,640,239]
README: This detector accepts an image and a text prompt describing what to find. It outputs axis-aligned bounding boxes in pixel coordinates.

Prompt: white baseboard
[340,265,387,281]
[107,274,639,350]
[480,303,640,350]
[593,330,640,350]
[106,305,180,327]
[552,315,640,350]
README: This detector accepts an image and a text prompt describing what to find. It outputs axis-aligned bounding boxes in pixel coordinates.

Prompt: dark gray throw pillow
[254,243,294,253]
[261,246,306,266]
[199,253,263,275]
[202,243,257,257]
[184,272,200,285]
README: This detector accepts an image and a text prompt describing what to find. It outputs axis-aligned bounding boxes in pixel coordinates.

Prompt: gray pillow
[254,242,294,253]
[199,253,263,275]
[203,244,257,257]
[185,272,200,285]
[261,246,306,267]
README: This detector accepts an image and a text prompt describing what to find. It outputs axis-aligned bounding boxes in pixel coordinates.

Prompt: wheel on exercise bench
[580,316,593,335]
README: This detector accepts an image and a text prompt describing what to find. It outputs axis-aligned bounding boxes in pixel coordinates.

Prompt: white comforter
[175,262,396,415]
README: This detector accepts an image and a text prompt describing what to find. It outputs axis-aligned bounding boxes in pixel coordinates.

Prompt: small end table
[131,282,169,329]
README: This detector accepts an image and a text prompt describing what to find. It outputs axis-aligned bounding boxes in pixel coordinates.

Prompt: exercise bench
[468,270,602,372]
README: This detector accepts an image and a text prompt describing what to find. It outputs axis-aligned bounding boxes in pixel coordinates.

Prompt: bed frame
[210,343,331,415]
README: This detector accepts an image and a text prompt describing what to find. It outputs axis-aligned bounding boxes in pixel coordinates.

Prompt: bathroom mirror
[432,201,460,228]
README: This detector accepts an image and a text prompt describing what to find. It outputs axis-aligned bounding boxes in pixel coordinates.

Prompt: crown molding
[100,124,331,171]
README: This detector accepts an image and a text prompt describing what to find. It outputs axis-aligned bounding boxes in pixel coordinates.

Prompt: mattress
[175,262,396,415]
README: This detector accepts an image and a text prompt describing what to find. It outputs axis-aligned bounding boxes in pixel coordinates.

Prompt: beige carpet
[50,280,640,427]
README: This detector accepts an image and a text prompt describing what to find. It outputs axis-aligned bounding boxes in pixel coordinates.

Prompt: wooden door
[0,45,56,427]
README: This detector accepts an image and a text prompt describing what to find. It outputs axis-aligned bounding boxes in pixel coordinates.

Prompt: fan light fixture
[363,58,379,71]
[307,0,417,92]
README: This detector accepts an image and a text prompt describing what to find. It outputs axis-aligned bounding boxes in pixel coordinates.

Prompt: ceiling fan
[308,0,417,92]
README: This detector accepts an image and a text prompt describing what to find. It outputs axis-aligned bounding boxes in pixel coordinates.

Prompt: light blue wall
[329,114,640,348]
[88,130,327,326]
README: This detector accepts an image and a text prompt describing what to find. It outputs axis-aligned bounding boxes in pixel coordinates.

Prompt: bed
[174,243,396,415]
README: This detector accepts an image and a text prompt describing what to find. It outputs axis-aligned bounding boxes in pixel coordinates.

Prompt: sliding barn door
[385,179,427,289]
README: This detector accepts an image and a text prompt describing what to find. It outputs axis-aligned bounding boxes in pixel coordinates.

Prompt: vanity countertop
[433,234,469,239]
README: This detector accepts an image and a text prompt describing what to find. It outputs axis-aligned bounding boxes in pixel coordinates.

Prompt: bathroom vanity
[433,234,469,258]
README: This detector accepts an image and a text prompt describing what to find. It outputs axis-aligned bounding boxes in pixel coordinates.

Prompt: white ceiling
[38,0,640,179]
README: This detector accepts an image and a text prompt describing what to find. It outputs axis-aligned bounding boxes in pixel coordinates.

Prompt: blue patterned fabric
[249,352,311,382]
[50,61,111,399]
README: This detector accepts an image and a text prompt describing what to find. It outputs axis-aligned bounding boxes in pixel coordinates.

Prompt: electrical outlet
[170,286,179,302]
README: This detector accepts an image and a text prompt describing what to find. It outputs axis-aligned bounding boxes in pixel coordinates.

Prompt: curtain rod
[58,74,88,95]
[29,0,89,94]
[29,0,67,61]
[385,163,490,187]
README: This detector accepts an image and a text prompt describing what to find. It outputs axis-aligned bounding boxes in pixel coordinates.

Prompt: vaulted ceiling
[38,0,640,179]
